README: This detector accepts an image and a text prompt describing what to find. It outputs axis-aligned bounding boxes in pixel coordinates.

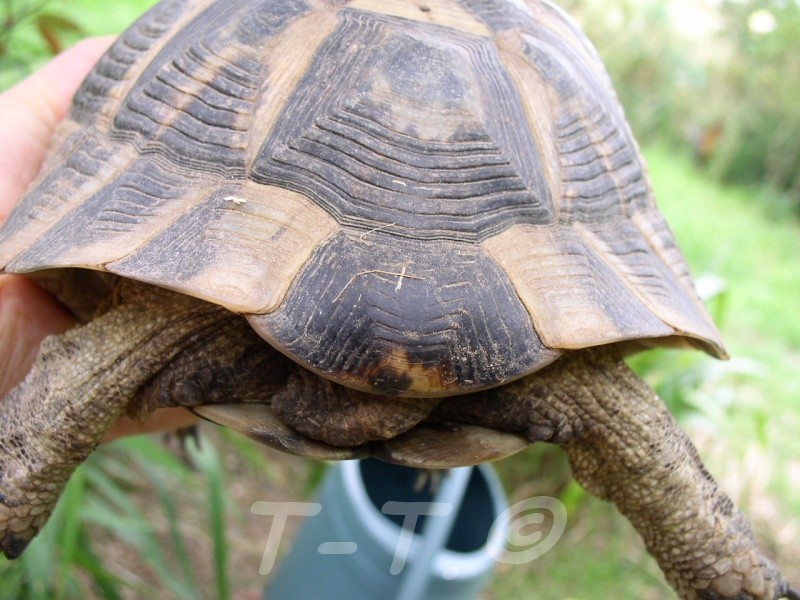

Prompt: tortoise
[0,0,796,598]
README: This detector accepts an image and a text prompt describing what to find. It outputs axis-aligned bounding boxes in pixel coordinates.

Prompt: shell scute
[249,230,560,396]
[249,10,556,242]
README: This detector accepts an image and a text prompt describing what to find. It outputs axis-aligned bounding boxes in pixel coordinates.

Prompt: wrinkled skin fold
[0,281,797,600]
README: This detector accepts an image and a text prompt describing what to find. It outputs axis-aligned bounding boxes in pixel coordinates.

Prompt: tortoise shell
[0,0,725,396]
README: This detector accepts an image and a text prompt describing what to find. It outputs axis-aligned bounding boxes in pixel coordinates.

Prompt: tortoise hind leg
[556,351,795,600]
[436,348,797,600]
[0,280,256,558]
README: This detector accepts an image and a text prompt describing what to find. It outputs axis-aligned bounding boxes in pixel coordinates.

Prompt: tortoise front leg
[436,348,797,600]
[0,281,262,557]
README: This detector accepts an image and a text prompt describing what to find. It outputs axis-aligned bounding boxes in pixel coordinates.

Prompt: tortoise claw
[1,532,31,560]
[1,495,35,559]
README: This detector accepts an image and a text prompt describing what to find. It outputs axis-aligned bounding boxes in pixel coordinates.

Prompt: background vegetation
[0,0,798,598]
[561,0,800,212]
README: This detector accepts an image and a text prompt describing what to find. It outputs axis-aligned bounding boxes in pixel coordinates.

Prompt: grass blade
[73,529,124,600]
[153,475,199,596]
[54,464,86,600]
[188,435,230,600]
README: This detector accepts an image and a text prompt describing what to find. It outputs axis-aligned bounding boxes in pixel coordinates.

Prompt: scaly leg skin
[0,280,286,558]
[436,348,798,600]
[0,277,450,558]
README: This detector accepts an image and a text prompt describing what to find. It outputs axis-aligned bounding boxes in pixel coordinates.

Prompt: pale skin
[0,39,798,600]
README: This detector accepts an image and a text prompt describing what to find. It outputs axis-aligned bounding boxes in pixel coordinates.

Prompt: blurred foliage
[0,0,158,88]
[710,0,800,201]
[0,435,229,599]
[0,0,82,85]
[561,0,800,214]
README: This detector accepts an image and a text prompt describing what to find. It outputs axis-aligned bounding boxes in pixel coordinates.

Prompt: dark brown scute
[249,8,555,242]
[251,230,559,396]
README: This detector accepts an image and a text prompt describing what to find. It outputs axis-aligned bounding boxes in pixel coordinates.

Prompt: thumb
[0,36,200,436]
[0,38,114,395]
[0,36,114,221]
[0,276,75,397]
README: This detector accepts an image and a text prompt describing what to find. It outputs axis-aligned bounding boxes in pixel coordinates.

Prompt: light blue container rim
[331,459,510,582]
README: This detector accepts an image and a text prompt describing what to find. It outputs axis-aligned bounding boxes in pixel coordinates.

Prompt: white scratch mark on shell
[395,265,408,292]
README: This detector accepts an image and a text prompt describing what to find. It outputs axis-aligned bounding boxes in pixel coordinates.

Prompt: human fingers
[0,36,114,222]
[0,39,117,394]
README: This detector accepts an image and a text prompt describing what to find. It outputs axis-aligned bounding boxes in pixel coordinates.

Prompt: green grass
[646,145,800,350]
[645,143,800,464]
[0,434,241,599]
[0,0,159,88]
[645,145,800,536]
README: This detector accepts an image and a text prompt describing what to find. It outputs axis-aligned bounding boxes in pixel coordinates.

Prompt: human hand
[0,37,198,441]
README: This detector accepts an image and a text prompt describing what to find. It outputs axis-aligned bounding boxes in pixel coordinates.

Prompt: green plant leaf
[187,435,230,600]
[35,13,82,54]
